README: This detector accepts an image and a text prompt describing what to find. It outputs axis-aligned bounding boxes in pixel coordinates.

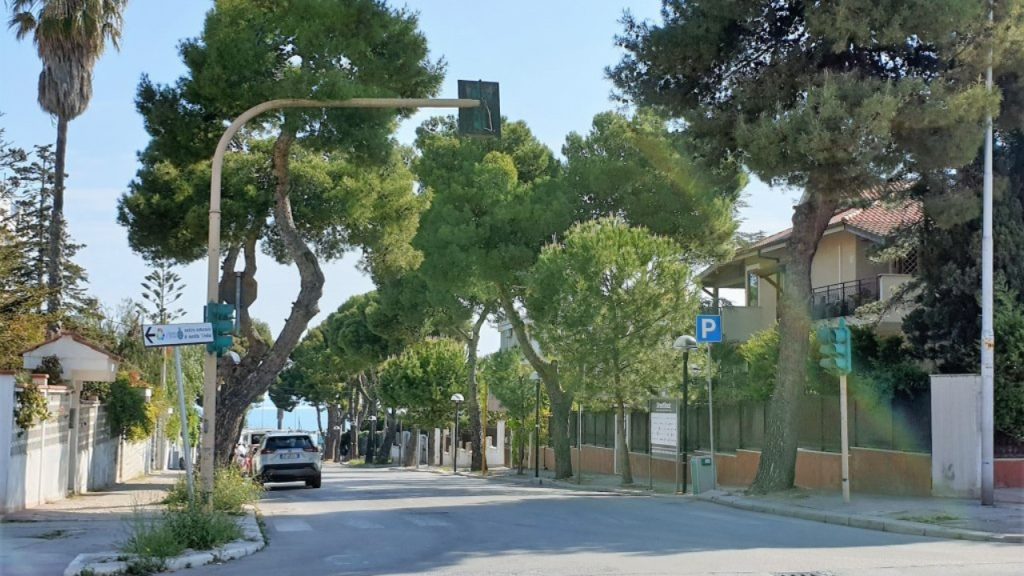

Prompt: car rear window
[265,435,314,450]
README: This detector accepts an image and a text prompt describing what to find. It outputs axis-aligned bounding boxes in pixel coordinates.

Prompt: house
[699,198,922,342]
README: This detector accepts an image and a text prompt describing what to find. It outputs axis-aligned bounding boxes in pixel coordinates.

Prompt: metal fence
[567,392,932,455]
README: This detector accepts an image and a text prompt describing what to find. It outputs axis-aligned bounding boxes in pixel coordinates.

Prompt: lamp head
[673,335,698,351]
[451,393,465,403]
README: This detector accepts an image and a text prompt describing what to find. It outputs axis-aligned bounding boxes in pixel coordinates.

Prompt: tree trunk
[616,399,633,485]
[212,129,326,465]
[276,408,284,430]
[465,309,490,472]
[45,116,68,333]
[349,386,359,459]
[497,285,573,479]
[325,405,339,462]
[315,403,324,435]
[427,430,436,466]
[375,412,395,464]
[403,426,419,467]
[750,193,838,494]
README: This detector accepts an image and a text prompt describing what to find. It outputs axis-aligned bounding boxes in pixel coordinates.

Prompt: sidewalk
[0,471,180,576]
[446,465,1024,543]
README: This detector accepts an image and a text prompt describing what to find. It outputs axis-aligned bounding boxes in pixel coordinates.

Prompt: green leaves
[527,217,698,407]
[378,338,467,430]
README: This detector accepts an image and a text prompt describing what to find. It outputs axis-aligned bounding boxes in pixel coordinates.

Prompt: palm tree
[8,0,128,331]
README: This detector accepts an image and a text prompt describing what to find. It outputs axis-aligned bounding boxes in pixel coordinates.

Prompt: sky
[0,1,800,370]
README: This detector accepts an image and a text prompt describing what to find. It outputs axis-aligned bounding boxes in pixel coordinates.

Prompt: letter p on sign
[696,315,722,344]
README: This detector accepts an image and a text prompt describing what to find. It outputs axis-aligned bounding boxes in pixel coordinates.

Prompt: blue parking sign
[696,315,722,343]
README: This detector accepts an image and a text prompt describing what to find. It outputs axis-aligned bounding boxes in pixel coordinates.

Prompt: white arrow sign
[142,323,215,348]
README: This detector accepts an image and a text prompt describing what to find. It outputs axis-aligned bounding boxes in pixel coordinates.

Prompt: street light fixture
[368,415,378,465]
[396,408,408,467]
[673,335,698,494]
[451,394,464,474]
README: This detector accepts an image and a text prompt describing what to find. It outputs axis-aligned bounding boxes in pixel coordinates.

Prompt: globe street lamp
[673,335,698,494]
[530,372,541,479]
[451,394,464,474]
[396,408,408,467]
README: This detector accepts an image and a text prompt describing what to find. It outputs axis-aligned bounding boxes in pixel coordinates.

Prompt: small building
[699,199,922,342]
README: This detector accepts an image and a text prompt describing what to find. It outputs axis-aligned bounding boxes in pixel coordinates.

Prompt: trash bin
[690,456,715,494]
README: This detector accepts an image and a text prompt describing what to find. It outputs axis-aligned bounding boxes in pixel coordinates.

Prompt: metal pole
[648,399,653,491]
[839,373,851,503]
[453,405,459,474]
[981,0,996,507]
[398,417,403,468]
[682,352,689,494]
[534,378,541,479]
[707,345,716,490]
[202,97,482,501]
[175,347,194,500]
[577,403,583,485]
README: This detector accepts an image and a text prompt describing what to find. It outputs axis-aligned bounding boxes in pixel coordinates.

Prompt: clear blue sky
[0,0,798,357]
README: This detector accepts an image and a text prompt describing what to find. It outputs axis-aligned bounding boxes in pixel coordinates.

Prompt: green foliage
[81,381,110,401]
[14,372,50,434]
[32,355,63,385]
[107,372,155,442]
[527,217,697,408]
[166,467,262,515]
[378,338,467,430]
[480,349,537,471]
[562,111,741,264]
[995,288,1024,441]
[123,504,240,566]
[737,328,781,401]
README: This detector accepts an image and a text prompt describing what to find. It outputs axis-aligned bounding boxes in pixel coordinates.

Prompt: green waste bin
[690,456,715,494]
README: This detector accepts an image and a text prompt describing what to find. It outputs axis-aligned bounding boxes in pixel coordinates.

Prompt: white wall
[931,374,981,497]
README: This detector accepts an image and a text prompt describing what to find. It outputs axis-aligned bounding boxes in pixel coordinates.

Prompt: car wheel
[309,474,322,489]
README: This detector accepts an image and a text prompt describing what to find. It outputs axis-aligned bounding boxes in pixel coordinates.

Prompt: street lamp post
[673,335,698,494]
[531,372,541,479]
[368,415,377,465]
[396,408,408,467]
[451,394,464,474]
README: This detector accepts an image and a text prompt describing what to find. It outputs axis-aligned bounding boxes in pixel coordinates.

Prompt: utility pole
[981,0,996,507]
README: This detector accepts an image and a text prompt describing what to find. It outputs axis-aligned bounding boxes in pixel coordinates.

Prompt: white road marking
[341,517,384,529]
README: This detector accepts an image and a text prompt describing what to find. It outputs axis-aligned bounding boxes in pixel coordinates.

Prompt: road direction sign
[142,323,215,348]
[696,314,722,343]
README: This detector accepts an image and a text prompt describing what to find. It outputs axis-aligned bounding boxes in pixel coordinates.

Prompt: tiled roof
[748,199,921,252]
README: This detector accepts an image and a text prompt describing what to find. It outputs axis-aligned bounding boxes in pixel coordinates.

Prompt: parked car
[254,432,322,488]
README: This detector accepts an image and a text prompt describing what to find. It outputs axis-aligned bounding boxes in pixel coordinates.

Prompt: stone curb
[63,506,266,576]
[699,492,1024,544]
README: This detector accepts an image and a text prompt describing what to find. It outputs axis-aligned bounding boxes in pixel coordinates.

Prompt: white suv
[255,433,322,488]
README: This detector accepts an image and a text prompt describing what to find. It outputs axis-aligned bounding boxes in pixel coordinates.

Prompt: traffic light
[457,80,501,138]
[205,302,235,357]
[818,318,853,375]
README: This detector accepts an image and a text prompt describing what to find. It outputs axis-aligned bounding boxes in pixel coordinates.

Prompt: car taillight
[303,447,318,453]
[261,448,275,454]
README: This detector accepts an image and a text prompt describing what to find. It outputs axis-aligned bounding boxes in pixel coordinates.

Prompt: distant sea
[246,405,327,432]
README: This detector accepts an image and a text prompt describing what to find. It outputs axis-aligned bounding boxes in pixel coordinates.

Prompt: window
[747,271,760,307]
[265,435,314,450]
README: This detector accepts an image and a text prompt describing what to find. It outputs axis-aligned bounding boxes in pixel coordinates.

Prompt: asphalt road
[188,464,1024,576]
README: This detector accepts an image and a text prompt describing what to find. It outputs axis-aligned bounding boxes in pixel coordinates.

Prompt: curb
[63,506,266,576]
[699,492,1024,544]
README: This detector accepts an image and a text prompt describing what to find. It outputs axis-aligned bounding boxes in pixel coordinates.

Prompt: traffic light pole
[202,97,483,503]
[840,373,850,504]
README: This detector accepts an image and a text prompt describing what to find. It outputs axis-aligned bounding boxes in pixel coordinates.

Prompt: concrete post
[0,374,15,512]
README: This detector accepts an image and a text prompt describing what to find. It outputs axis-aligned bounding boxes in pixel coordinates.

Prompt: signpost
[819,317,853,503]
[695,314,722,489]
[142,323,215,348]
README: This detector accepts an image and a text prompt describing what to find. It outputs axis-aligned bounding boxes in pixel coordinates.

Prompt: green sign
[818,317,852,375]
[458,80,501,138]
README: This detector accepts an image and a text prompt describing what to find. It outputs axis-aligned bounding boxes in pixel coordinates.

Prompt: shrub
[32,355,63,386]
[14,372,51,435]
[165,466,262,514]
[107,372,155,442]
[123,512,185,563]
[163,503,241,550]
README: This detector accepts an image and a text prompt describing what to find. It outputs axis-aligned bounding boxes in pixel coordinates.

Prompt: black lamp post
[451,394,464,473]
[673,335,698,494]
[531,372,541,479]
[368,415,377,464]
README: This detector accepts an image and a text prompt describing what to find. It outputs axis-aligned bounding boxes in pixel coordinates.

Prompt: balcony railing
[811,278,880,320]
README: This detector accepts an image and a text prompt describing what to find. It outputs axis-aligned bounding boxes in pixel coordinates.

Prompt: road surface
[188,464,1024,576]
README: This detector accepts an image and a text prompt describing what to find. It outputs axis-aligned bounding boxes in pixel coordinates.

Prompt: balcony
[811,278,880,320]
